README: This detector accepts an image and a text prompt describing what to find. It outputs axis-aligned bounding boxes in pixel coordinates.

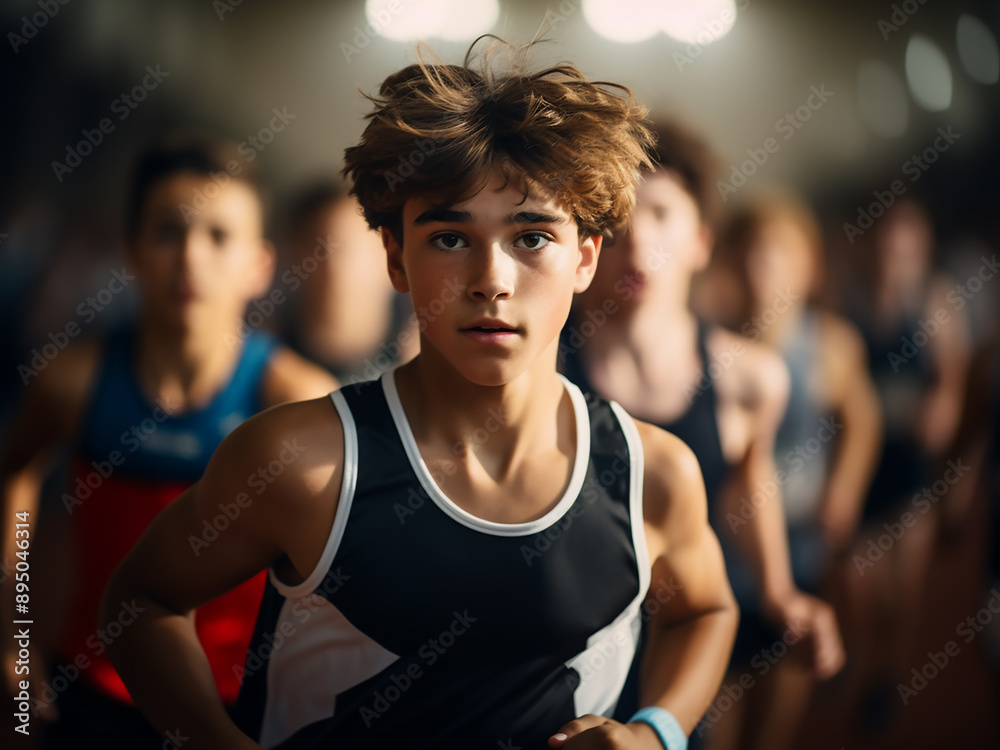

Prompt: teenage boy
[1,136,336,749]
[102,45,739,750]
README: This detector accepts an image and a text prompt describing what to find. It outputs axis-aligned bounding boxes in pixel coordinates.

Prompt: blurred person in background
[279,183,417,384]
[707,191,882,750]
[0,135,336,749]
[841,197,971,729]
[560,122,844,750]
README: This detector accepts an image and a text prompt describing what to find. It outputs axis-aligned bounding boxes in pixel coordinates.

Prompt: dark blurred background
[2,1,998,748]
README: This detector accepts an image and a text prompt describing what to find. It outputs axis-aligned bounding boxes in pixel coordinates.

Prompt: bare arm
[553,425,738,748]
[818,315,883,552]
[916,276,970,454]
[718,341,843,678]
[635,425,739,729]
[100,398,343,749]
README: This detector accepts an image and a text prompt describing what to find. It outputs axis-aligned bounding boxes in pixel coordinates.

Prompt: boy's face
[744,217,815,306]
[383,169,600,387]
[128,172,274,334]
[589,169,711,306]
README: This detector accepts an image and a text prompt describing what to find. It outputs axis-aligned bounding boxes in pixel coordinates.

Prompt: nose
[467,242,515,302]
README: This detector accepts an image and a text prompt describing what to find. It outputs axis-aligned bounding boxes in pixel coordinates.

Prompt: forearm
[100,589,259,750]
[823,396,881,521]
[638,603,739,734]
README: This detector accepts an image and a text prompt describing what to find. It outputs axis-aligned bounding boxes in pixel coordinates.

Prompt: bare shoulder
[706,325,789,415]
[210,394,344,507]
[261,345,340,407]
[632,419,707,534]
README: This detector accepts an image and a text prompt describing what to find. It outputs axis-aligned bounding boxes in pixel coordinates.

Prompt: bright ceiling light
[582,0,665,44]
[660,0,738,44]
[584,0,738,44]
[905,34,953,111]
[367,0,496,42]
[437,0,499,41]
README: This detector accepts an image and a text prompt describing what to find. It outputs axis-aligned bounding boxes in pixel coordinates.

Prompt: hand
[549,714,664,749]
[762,590,844,679]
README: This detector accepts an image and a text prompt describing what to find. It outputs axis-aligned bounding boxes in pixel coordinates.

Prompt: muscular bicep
[639,423,735,625]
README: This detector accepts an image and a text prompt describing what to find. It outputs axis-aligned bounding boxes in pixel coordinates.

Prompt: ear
[573,234,603,293]
[248,239,277,299]
[691,223,714,272]
[382,227,410,293]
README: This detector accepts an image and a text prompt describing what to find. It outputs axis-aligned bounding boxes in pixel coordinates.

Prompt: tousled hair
[342,37,655,241]
[126,133,263,240]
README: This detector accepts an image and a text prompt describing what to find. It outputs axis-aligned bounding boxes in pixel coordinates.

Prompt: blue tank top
[76,326,277,483]
[233,371,651,749]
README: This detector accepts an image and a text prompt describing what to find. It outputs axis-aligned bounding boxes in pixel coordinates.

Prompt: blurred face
[875,203,931,282]
[588,169,711,306]
[128,173,273,332]
[383,170,599,387]
[744,217,816,306]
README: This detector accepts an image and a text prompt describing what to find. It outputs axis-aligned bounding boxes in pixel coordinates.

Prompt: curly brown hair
[342,37,655,241]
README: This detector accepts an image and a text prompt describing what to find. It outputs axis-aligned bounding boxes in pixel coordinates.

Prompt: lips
[460,318,521,334]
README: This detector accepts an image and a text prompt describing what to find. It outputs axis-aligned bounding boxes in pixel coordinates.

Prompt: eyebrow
[412,208,568,226]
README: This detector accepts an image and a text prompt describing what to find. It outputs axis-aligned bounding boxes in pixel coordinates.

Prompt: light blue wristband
[628,706,688,750]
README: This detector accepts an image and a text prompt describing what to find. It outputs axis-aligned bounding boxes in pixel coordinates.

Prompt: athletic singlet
[773,311,831,591]
[559,317,730,511]
[775,312,829,523]
[849,290,936,518]
[63,325,276,704]
[233,370,651,749]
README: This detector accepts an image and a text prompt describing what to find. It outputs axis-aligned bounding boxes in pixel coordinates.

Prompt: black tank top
[559,317,730,510]
[234,371,651,749]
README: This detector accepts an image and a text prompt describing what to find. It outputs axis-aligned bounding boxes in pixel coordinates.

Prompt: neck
[581,280,696,353]
[133,312,247,412]
[393,344,566,474]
